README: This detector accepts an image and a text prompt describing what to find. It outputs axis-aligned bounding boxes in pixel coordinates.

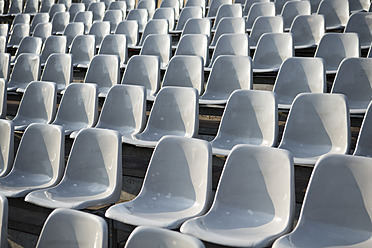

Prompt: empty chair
[25,127,121,209]
[103,9,123,33]
[88,2,105,21]
[210,90,277,156]
[0,54,10,83]
[73,11,93,34]
[63,22,85,48]
[207,0,232,18]
[153,7,175,32]
[185,0,206,16]
[10,13,30,32]
[290,14,325,50]
[245,2,275,32]
[0,79,6,119]
[115,20,139,46]
[36,208,108,248]
[211,4,242,31]
[69,34,95,68]
[200,55,252,105]
[123,0,135,10]
[137,0,155,19]
[30,13,49,34]
[317,0,349,31]
[48,4,66,21]
[253,33,293,73]
[69,3,86,22]
[0,24,8,37]
[182,145,294,247]
[95,84,146,136]
[58,0,72,9]
[135,19,169,48]
[51,83,98,136]
[24,0,39,13]
[181,18,211,44]
[242,0,270,16]
[174,34,209,66]
[345,12,372,50]
[13,36,43,64]
[32,23,52,43]
[84,54,120,97]
[351,0,370,12]
[0,120,14,177]
[0,124,64,197]
[106,135,211,228]
[89,21,111,48]
[273,154,372,247]
[281,0,311,31]
[208,33,249,69]
[315,33,360,74]
[81,0,96,9]
[140,34,172,68]
[308,0,322,13]
[51,11,70,35]
[250,16,283,49]
[98,34,127,67]
[109,1,127,14]
[41,54,72,92]
[39,0,54,13]
[121,55,161,100]
[102,0,114,9]
[331,58,372,114]
[162,55,204,95]
[40,35,67,65]
[160,0,180,19]
[126,9,148,33]
[273,57,326,110]
[172,6,203,33]
[210,17,245,47]
[7,53,40,92]
[126,226,206,248]
[122,86,199,147]
[274,0,299,15]
[6,0,23,15]
[7,23,30,48]
[278,93,350,165]
[353,102,372,157]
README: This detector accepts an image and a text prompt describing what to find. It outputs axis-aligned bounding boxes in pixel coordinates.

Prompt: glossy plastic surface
[70,34,95,68]
[51,12,70,35]
[207,0,231,18]
[174,6,203,32]
[41,53,72,93]
[126,9,148,33]
[98,34,127,66]
[175,34,209,66]
[62,22,84,47]
[139,34,172,68]
[246,2,275,31]
[210,17,245,47]
[290,14,325,49]
[212,4,242,31]
[250,16,283,49]
[345,12,372,49]
[103,10,123,33]
[73,10,93,34]
[281,0,310,31]
[40,35,67,65]
[317,0,349,30]
[115,20,139,46]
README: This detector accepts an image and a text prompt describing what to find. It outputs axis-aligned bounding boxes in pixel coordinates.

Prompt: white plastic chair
[58,0,72,10]
[108,1,127,14]
[181,18,211,44]
[200,55,252,105]
[13,36,43,63]
[210,90,278,156]
[6,0,23,15]
[122,86,199,147]
[0,120,14,178]
[345,12,372,50]
[115,20,139,46]
[181,144,294,247]
[172,6,203,33]
[331,58,372,114]
[52,83,98,136]
[84,54,120,97]
[24,0,39,13]
[211,4,242,32]
[274,0,298,15]
[253,33,293,73]
[7,53,40,92]
[317,0,349,31]
[278,93,350,165]
[273,57,326,110]
[103,9,123,33]
[249,16,283,50]
[125,226,206,248]
[153,7,175,32]
[160,0,180,19]
[353,102,372,157]
[62,22,85,48]
[89,21,111,48]
[12,81,57,131]
[281,0,311,31]
[69,34,96,68]
[7,23,30,48]
[242,0,269,16]
[98,34,127,67]
[39,0,54,13]
[48,4,66,21]
[0,53,10,83]
[82,0,96,10]
[95,84,146,136]
[186,0,205,14]
[121,55,161,100]
[210,17,245,47]
[51,11,70,35]
[36,208,108,248]
[136,19,169,48]
[126,9,148,33]
[207,0,231,18]
[73,10,93,34]
[106,135,211,228]
[41,53,72,92]
[123,0,135,10]
[245,2,275,32]
[162,55,204,95]
[0,124,64,197]
[68,3,85,22]
[10,13,30,32]
[40,35,67,65]
[174,34,209,66]
[30,13,49,34]
[32,23,52,43]
[350,0,370,12]
[273,154,372,248]
[88,1,105,21]
[290,14,325,50]
[139,34,172,68]
[315,33,360,74]
[308,0,322,13]
[137,0,155,19]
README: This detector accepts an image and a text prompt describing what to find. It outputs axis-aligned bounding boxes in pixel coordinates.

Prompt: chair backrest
[88,2,105,21]
[7,23,30,48]
[153,7,175,32]
[345,12,372,49]
[121,55,161,97]
[73,10,93,34]
[103,9,124,33]
[33,23,52,43]
[115,20,139,46]
[354,102,372,156]
[51,11,70,35]
[30,13,49,33]
[181,18,211,43]
[36,208,108,248]
[58,0,72,9]
[212,4,242,31]
[0,53,10,82]
[40,0,54,13]
[315,33,360,74]
[175,34,209,66]
[281,0,311,31]
[69,34,96,67]
[162,55,204,95]
[175,6,203,31]
[140,34,172,67]
[8,0,23,14]
[69,3,86,22]
[24,0,39,13]
[317,0,349,30]
[11,13,30,31]
[125,226,206,248]
[15,36,43,60]
[41,53,73,91]
[49,4,66,21]
[137,0,155,19]
[290,14,325,49]
[126,9,148,32]
[160,0,180,19]
[0,120,14,177]
[8,53,41,91]
[40,35,67,65]
[250,16,283,49]
[95,84,146,135]
[98,34,127,65]
[63,22,85,48]
[207,0,231,18]
[308,0,322,13]
[89,21,111,48]
[242,0,269,16]
[82,0,96,9]
[139,19,168,46]
[123,0,135,10]
[245,2,275,31]
[273,57,326,109]
[274,0,299,15]
[109,1,127,14]
[210,17,245,46]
